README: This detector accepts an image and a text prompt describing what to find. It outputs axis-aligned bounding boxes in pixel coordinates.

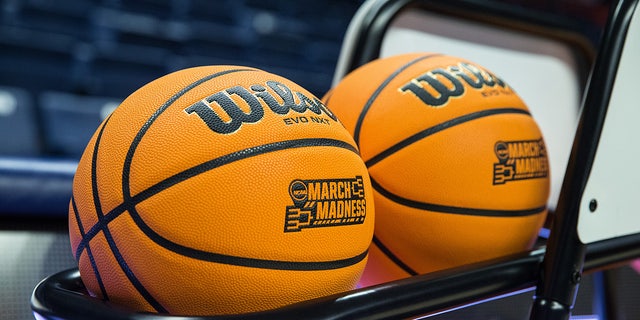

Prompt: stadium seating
[0,1,362,318]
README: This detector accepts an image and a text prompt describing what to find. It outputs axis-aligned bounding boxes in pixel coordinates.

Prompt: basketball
[68,66,375,315]
[324,53,549,286]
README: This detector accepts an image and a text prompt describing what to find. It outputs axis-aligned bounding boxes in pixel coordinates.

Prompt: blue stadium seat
[39,91,120,157]
[0,28,77,93]
[0,86,41,156]
[11,0,91,40]
[0,156,76,217]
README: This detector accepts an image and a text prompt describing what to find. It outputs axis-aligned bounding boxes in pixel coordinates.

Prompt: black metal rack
[29,233,640,320]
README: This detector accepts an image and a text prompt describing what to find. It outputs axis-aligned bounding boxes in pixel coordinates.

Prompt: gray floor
[1,224,76,320]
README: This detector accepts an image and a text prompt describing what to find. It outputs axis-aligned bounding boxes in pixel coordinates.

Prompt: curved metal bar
[333,0,595,84]
[31,232,640,320]
[31,250,543,320]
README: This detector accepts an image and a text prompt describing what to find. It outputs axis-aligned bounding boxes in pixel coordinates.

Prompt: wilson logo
[185,80,337,134]
[400,62,511,107]
[493,139,549,185]
[284,176,367,232]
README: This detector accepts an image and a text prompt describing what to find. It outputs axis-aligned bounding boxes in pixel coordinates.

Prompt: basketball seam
[76,138,366,271]
[372,236,418,276]
[371,177,546,217]
[121,68,257,202]
[365,107,532,167]
[87,116,168,313]
[352,54,442,145]
[71,196,109,300]
[134,138,359,203]
[117,67,367,271]
[126,138,367,271]
[80,70,259,313]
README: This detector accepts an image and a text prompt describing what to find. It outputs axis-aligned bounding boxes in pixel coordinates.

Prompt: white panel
[380,10,583,211]
[578,4,640,244]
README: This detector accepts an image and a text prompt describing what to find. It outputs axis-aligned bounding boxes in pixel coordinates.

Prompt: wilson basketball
[68,66,374,315]
[324,53,549,286]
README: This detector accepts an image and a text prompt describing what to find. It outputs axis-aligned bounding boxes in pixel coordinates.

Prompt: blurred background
[0,0,612,159]
[0,0,365,158]
[2,0,639,320]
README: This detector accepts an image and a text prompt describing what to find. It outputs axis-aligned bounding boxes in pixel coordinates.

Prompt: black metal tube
[32,232,640,320]
[529,0,638,319]
[31,250,544,320]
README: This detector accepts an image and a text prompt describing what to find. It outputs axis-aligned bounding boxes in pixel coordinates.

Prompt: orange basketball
[68,65,375,315]
[324,53,549,286]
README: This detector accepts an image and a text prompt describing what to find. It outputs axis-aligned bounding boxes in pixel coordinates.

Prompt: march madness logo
[284,176,367,232]
[493,139,549,185]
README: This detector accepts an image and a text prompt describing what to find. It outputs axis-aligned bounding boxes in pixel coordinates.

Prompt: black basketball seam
[75,69,258,265]
[79,69,256,313]
[136,205,368,271]
[88,116,168,313]
[118,66,367,271]
[76,138,365,270]
[372,236,418,276]
[126,138,367,271]
[352,54,442,145]
[121,68,257,201]
[71,196,109,300]
[371,178,546,217]
[133,138,359,206]
[75,139,359,253]
[366,107,531,167]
